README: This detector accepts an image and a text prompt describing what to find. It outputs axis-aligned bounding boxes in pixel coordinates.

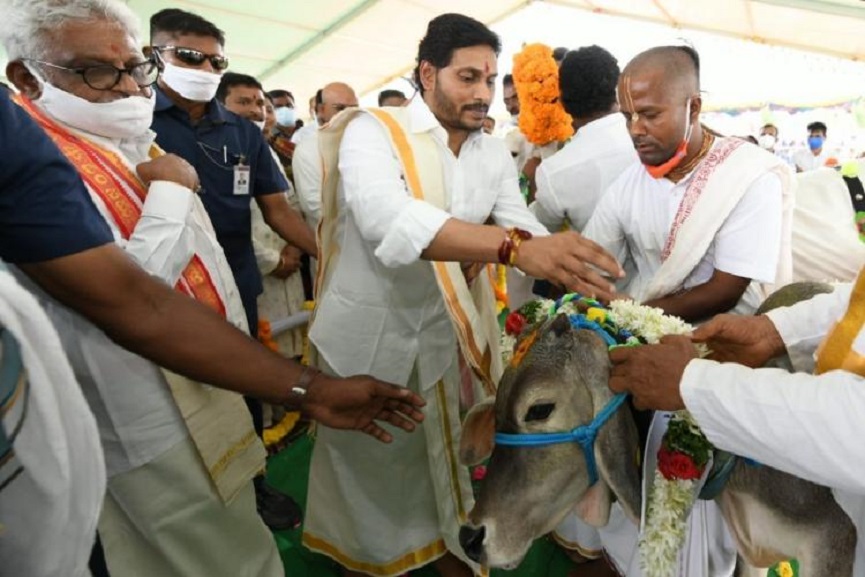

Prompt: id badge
[233,164,251,196]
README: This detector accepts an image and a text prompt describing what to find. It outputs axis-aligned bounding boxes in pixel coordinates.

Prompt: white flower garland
[500,298,705,577]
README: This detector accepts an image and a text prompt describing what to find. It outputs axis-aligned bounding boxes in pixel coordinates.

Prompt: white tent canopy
[3,0,865,112]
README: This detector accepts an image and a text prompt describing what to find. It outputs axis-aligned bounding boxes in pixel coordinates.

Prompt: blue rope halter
[493,294,637,486]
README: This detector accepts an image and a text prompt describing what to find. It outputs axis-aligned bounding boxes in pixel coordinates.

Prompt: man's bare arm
[256,193,317,256]
[19,243,425,442]
[643,269,751,323]
[422,219,623,300]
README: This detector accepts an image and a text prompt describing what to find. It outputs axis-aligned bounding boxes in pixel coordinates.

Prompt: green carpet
[265,434,579,577]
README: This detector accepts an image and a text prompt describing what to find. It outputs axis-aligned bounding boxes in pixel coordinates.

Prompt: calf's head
[458,314,641,568]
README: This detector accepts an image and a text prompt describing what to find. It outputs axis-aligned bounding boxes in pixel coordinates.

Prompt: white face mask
[160,62,221,102]
[30,66,155,139]
[758,134,776,150]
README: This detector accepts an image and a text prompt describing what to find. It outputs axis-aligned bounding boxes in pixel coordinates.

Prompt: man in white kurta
[13,97,283,577]
[579,46,791,577]
[306,84,549,577]
[609,273,865,575]
[304,14,627,577]
[530,47,637,235]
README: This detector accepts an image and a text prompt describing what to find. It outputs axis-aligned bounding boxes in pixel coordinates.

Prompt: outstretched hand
[302,374,426,443]
[515,231,624,302]
[608,335,697,411]
[691,314,785,367]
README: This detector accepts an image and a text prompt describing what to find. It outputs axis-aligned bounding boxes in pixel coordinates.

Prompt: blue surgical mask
[808,135,824,151]
[275,106,296,127]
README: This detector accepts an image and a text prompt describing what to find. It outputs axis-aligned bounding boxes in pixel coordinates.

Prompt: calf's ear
[459,398,496,466]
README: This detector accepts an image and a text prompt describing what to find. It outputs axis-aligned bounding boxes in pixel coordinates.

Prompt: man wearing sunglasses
[147,7,320,530]
[0,1,426,576]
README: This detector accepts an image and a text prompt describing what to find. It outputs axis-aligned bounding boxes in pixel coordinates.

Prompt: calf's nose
[459,524,486,563]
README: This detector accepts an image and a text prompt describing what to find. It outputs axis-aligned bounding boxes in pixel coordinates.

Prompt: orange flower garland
[512,43,573,145]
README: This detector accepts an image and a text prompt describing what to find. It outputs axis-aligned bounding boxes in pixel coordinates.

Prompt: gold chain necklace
[666,126,716,184]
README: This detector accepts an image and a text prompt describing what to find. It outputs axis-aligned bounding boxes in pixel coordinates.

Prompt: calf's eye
[524,403,555,422]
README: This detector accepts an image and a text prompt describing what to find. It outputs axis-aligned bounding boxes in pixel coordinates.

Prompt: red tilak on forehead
[484,60,490,74]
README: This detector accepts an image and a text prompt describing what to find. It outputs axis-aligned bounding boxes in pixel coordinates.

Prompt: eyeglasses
[154,46,230,71]
[25,58,159,91]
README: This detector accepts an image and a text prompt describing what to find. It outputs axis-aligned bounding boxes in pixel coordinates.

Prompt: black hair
[267,89,294,102]
[552,46,568,62]
[761,123,778,132]
[314,88,323,106]
[378,89,406,106]
[559,46,620,119]
[216,72,262,103]
[150,8,226,47]
[807,121,828,135]
[502,73,514,87]
[412,13,501,95]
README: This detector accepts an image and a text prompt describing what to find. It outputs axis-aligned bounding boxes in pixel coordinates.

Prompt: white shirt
[530,113,637,232]
[14,120,247,477]
[291,123,317,145]
[583,142,784,314]
[0,267,105,577]
[793,147,833,172]
[292,129,322,227]
[310,97,548,388]
[682,282,865,574]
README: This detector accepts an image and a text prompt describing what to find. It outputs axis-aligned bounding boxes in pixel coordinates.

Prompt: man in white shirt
[292,82,359,228]
[608,276,865,575]
[584,46,791,323]
[530,45,637,234]
[580,45,792,576]
[793,121,834,172]
[304,13,624,577]
[2,1,427,575]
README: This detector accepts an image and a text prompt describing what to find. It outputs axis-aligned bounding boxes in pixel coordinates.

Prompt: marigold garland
[258,317,303,449]
[512,43,574,145]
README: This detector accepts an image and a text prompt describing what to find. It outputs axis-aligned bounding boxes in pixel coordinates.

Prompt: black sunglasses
[24,57,159,91]
[154,46,229,71]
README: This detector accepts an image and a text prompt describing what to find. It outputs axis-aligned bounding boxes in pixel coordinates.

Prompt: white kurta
[12,123,248,477]
[792,147,834,172]
[583,141,784,315]
[682,282,865,574]
[0,267,105,577]
[292,128,322,228]
[252,149,306,358]
[306,97,548,576]
[530,113,638,233]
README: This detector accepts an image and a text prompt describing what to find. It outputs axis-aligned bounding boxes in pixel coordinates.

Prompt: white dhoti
[98,437,282,577]
[303,359,477,577]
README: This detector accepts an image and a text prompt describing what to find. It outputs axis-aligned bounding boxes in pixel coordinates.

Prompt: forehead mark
[623,75,639,123]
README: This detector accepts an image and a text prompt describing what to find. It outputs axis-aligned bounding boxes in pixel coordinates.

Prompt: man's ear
[419,61,436,94]
[459,397,496,466]
[6,61,42,99]
[690,94,702,121]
